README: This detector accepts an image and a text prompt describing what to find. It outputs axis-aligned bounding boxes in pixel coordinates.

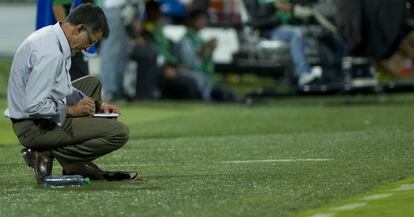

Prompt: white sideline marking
[307,183,413,217]
[390,184,414,192]
[222,159,333,164]
[363,193,393,201]
[98,159,333,167]
[310,213,335,217]
[331,202,367,211]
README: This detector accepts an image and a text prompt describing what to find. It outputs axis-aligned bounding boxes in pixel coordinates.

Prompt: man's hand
[275,2,293,11]
[164,65,178,79]
[206,38,218,49]
[199,38,218,58]
[66,97,95,117]
[100,103,120,114]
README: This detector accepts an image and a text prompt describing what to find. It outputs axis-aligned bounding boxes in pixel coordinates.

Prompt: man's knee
[290,28,303,40]
[118,122,129,144]
[109,121,129,147]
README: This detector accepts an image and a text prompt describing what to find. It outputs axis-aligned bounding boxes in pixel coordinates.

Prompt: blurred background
[1,0,414,101]
[2,2,414,217]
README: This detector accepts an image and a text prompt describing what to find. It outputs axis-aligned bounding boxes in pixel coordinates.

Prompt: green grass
[1,94,414,217]
[294,177,414,217]
[0,58,12,97]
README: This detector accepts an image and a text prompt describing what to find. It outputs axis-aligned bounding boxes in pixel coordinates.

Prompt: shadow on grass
[3,180,165,191]
[37,184,164,191]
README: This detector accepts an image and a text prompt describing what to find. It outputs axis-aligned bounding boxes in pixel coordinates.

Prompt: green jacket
[144,21,179,65]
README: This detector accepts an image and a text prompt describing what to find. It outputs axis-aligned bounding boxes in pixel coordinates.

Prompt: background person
[99,0,131,101]
[244,0,322,87]
[36,0,95,81]
[130,0,200,100]
[177,8,234,101]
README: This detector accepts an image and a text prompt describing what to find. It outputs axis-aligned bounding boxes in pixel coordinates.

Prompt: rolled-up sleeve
[66,88,84,105]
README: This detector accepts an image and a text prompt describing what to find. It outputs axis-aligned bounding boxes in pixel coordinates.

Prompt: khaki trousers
[12,76,129,171]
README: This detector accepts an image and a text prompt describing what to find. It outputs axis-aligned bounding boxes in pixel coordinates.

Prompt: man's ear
[73,24,84,36]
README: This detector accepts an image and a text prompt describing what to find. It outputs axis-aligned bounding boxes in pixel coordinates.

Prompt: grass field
[1,93,414,217]
[0,58,12,97]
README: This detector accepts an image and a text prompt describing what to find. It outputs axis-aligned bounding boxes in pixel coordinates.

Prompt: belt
[10,118,31,124]
[11,118,57,130]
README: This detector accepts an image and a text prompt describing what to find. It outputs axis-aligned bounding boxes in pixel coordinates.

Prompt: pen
[78,91,86,99]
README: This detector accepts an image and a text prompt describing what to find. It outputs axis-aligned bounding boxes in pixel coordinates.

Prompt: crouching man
[4,3,142,183]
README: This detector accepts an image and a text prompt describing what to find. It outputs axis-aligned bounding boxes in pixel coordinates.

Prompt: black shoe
[62,162,104,180]
[102,171,143,181]
[62,161,143,181]
[21,148,53,184]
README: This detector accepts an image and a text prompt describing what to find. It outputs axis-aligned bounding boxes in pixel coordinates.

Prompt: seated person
[5,4,141,183]
[378,32,414,79]
[244,0,322,87]
[130,0,200,100]
[177,8,234,101]
[337,0,414,79]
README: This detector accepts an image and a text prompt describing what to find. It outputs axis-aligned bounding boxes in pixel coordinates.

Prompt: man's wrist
[66,105,74,117]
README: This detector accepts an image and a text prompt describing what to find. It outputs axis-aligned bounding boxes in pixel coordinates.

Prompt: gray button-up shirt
[4,23,74,125]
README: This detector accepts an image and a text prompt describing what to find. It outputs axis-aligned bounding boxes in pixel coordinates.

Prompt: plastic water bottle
[44,175,91,189]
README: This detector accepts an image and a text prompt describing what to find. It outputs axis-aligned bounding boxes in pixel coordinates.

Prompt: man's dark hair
[64,3,109,38]
[145,0,161,21]
[145,0,160,12]
[189,8,208,20]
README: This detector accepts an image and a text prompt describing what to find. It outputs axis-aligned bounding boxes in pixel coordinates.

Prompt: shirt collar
[52,22,71,59]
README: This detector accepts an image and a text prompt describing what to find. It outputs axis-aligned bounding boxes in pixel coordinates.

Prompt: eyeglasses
[84,26,98,46]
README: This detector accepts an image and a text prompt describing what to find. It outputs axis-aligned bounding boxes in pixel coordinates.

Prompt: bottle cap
[84,177,91,184]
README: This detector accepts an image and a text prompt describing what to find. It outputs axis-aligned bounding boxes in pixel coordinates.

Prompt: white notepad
[92,113,119,118]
